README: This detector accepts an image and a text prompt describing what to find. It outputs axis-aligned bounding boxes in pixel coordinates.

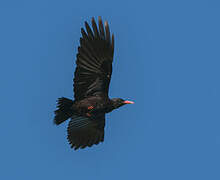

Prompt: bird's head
[111,98,134,109]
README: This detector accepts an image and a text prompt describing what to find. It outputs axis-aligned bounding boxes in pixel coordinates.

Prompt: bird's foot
[88,106,93,110]
[86,113,91,117]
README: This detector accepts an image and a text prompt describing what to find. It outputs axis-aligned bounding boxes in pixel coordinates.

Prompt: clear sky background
[0,0,220,179]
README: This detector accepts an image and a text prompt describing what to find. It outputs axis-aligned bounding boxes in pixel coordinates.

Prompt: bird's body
[54,17,133,150]
[72,95,113,116]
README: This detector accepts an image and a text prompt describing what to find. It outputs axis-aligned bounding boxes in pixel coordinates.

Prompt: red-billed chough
[54,17,134,150]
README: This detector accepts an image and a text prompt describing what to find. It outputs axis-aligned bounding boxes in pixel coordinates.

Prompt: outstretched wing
[73,17,114,101]
[67,114,105,150]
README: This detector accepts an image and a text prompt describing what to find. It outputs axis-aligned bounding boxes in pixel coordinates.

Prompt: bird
[54,17,134,150]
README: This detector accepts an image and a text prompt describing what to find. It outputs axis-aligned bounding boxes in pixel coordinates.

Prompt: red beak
[123,100,134,104]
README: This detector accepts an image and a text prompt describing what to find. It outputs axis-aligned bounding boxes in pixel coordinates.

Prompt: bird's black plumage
[74,17,114,101]
[54,17,133,150]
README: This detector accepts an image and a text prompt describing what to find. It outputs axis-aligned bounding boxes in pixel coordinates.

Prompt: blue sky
[0,0,220,179]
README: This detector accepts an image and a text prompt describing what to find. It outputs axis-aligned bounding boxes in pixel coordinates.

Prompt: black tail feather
[54,97,74,125]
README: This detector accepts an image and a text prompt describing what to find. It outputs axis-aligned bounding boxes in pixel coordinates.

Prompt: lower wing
[67,114,105,150]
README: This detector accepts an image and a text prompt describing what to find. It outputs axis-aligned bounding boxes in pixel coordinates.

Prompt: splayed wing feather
[98,16,105,39]
[92,17,99,38]
[105,21,110,44]
[85,22,94,39]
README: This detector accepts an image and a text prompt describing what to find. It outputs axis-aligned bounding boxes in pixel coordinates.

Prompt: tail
[54,97,74,125]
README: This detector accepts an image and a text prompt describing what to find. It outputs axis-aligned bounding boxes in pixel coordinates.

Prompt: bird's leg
[88,106,93,110]
[86,106,94,117]
[86,113,91,117]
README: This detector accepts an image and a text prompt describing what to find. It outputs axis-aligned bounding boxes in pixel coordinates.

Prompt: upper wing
[73,17,114,101]
[67,114,105,150]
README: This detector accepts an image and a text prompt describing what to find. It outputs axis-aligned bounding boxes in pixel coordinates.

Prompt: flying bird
[54,17,134,150]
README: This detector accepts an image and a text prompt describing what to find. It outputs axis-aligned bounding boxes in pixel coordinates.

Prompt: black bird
[54,17,134,150]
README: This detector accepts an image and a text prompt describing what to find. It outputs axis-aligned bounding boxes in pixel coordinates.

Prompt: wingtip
[91,17,99,37]
[91,17,95,23]
[104,21,108,28]
[98,16,105,38]
[81,28,87,37]
[84,21,89,29]
[98,16,102,24]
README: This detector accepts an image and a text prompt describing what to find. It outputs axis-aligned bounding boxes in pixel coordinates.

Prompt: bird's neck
[103,100,115,113]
